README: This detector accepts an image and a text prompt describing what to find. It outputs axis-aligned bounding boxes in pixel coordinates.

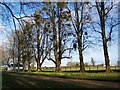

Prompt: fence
[41,66,120,72]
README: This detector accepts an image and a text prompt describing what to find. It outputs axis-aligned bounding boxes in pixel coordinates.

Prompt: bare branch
[92,23,102,34]
[40,52,48,66]
[72,19,77,33]
[47,57,56,64]
[105,4,113,16]
[0,3,24,30]
[96,2,102,17]
[62,48,73,54]
[62,56,72,59]
[107,23,120,42]
[82,45,88,51]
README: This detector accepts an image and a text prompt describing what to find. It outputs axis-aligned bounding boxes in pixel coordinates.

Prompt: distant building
[7,63,24,71]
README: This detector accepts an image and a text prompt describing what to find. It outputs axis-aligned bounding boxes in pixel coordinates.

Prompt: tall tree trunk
[55,61,61,72]
[28,60,31,72]
[22,52,25,72]
[36,22,41,72]
[98,2,111,72]
[22,42,25,72]
[12,37,15,71]
[37,61,42,71]
[102,37,111,72]
[12,47,15,71]
[77,33,85,72]
[75,2,85,72]
[27,49,31,72]
[22,60,25,71]
[51,8,60,72]
[17,42,20,72]
[57,5,62,72]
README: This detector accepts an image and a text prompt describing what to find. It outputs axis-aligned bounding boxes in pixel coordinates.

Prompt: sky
[0,1,119,67]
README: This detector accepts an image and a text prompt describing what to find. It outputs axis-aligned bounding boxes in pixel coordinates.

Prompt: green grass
[15,71,120,81]
[2,72,85,88]
[2,71,120,88]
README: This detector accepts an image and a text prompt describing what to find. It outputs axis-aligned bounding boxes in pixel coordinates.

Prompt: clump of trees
[66,61,80,67]
[0,1,119,72]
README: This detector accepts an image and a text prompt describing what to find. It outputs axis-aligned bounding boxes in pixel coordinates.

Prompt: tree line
[0,1,119,72]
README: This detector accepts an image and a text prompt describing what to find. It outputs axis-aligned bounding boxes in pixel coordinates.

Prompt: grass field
[2,71,120,89]
[1,66,120,88]
[17,71,120,81]
[1,72,88,88]
[41,66,120,72]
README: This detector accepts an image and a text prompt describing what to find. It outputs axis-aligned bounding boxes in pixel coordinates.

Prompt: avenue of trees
[0,1,119,72]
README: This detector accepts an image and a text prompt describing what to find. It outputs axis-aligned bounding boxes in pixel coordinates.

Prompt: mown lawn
[2,72,85,88]
[13,70,120,81]
[2,71,120,89]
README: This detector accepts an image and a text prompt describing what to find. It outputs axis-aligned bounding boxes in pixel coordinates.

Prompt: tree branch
[105,5,113,16]
[72,19,77,33]
[47,57,56,64]
[92,24,102,34]
[96,2,102,17]
[107,23,120,42]
[82,45,88,51]
[62,56,72,59]
[0,3,23,32]
[62,48,73,54]
[40,52,48,66]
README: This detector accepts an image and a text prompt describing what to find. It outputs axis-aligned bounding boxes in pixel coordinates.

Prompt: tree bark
[36,21,41,72]
[12,47,15,71]
[17,41,20,72]
[97,2,111,72]
[55,61,61,72]
[77,33,85,72]
[22,61,25,72]
[22,53,25,72]
[103,37,111,72]
[27,49,31,72]
[57,5,62,72]
[37,61,42,72]
[75,2,85,72]
[51,7,61,72]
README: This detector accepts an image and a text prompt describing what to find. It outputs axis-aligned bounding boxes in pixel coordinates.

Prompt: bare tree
[94,2,119,72]
[42,2,73,72]
[68,2,91,72]
[32,11,51,71]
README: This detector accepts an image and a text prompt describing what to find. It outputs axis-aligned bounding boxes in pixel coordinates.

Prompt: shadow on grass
[2,72,86,89]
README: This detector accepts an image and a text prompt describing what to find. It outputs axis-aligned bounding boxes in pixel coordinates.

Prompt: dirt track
[10,73,120,88]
